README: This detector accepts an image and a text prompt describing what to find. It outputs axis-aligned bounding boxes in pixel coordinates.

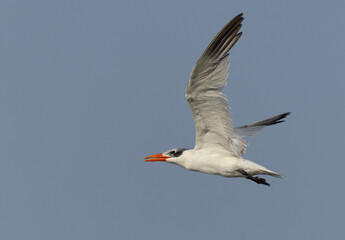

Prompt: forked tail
[261,168,282,178]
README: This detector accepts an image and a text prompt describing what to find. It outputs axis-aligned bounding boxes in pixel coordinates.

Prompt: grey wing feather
[234,112,291,137]
[186,13,244,152]
[232,112,291,155]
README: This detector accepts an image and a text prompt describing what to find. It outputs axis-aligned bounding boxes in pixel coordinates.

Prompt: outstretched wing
[232,112,291,155]
[186,13,243,152]
[234,112,291,137]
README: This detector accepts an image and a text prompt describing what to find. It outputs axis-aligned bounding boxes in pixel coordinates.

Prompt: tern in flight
[143,13,290,186]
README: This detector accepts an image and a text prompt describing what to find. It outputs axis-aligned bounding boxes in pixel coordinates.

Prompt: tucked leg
[237,169,270,186]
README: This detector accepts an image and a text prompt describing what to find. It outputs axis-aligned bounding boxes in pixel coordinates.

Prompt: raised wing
[186,13,243,152]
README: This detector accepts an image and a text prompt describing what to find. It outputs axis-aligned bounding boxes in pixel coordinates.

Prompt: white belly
[181,149,244,178]
[170,148,273,178]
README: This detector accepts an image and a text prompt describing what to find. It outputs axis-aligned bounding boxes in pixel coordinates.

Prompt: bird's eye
[169,150,176,155]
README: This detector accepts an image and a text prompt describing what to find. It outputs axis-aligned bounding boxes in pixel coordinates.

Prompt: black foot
[237,169,270,186]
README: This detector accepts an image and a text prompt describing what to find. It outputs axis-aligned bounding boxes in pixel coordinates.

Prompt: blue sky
[1,0,345,239]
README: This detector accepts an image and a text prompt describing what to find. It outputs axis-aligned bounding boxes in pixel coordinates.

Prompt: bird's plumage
[232,112,291,155]
[186,13,243,153]
[144,13,290,186]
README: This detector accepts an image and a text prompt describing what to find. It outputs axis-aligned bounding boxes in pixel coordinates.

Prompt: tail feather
[261,169,282,178]
[255,163,282,178]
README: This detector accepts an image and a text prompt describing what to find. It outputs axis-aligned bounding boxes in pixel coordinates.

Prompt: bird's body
[144,13,290,186]
[168,148,278,178]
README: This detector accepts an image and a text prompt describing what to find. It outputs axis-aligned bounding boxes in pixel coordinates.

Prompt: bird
[143,13,290,186]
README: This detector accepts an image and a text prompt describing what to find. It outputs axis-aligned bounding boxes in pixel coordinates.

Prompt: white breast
[171,149,243,177]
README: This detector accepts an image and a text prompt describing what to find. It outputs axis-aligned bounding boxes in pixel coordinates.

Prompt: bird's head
[143,148,187,162]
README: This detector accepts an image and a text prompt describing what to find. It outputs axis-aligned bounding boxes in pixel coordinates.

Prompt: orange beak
[143,153,170,162]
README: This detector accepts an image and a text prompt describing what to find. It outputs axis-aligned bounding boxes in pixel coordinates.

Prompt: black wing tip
[270,120,285,125]
[234,13,244,20]
[234,13,244,22]
[199,13,244,61]
[281,112,292,118]
[265,112,291,126]
[237,111,291,129]
[231,14,244,28]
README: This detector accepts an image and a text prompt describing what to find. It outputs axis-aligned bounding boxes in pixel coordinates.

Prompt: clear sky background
[1,0,345,239]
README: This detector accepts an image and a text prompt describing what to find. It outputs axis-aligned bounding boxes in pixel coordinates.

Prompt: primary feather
[186,13,244,153]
